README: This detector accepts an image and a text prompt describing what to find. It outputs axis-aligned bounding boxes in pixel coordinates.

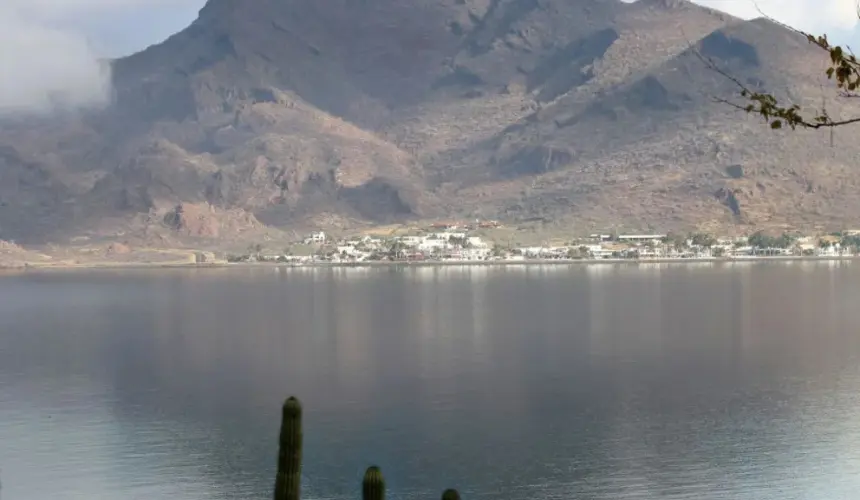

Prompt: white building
[583,244,614,259]
[637,246,664,258]
[521,246,567,258]
[399,236,424,247]
[467,236,489,248]
[618,234,666,243]
[816,244,841,257]
[337,245,362,256]
[304,231,326,244]
[417,238,451,253]
[455,248,491,260]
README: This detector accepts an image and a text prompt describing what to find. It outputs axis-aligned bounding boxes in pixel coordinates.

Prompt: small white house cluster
[264,227,860,265]
[333,235,383,262]
[303,231,327,244]
[400,232,492,260]
[320,232,494,262]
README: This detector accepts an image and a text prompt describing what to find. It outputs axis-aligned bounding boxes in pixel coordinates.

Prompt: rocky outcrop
[162,202,263,238]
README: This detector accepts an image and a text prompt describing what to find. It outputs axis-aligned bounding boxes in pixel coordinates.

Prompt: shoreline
[2,255,858,273]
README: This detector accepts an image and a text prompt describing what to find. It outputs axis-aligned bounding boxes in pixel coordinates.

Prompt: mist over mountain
[1,0,858,245]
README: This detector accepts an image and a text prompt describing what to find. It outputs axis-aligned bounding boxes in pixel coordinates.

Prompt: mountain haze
[1,0,858,245]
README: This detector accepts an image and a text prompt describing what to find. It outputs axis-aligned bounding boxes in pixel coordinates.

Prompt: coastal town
[226,221,860,265]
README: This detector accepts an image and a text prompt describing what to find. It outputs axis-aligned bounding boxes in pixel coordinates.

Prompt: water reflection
[2,263,860,499]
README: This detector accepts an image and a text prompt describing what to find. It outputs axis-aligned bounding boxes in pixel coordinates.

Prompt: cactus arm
[274,397,303,500]
[362,466,385,500]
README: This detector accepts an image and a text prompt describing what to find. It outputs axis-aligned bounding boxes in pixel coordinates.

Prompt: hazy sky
[0,0,859,114]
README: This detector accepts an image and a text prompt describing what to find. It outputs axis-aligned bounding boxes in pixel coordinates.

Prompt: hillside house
[304,231,327,244]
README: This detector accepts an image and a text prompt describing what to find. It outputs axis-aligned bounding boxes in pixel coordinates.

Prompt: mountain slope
[450,15,856,231]
[0,0,858,244]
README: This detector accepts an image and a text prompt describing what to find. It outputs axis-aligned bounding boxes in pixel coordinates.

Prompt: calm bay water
[2,262,860,499]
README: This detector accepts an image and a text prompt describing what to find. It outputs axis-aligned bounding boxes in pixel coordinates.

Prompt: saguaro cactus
[271,397,459,500]
[362,466,385,500]
[274,396,303,500]
[441,489,461,500]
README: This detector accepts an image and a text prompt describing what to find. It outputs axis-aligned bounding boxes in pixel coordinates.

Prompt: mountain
[1,0,858,245]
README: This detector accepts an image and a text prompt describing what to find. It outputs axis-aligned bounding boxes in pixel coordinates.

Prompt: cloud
[0,3,111,115]
[693,0,859,33]
[0,0,202,115]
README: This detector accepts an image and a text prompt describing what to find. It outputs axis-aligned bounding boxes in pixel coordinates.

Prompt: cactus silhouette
[362,466,385,500]
[271,397,459,500]
[274,396,303,500]
[441,489,460,500]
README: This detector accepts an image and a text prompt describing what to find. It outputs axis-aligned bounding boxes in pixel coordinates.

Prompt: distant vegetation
[747,231,796,249]
[834,232,860,249]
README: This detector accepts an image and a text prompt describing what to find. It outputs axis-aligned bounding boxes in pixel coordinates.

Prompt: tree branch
[696,7,860,130]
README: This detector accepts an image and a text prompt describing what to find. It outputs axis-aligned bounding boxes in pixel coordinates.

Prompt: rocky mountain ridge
[1,0,858,245]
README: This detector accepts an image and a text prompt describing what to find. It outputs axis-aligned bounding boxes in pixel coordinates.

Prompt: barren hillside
[0,0,857,245]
